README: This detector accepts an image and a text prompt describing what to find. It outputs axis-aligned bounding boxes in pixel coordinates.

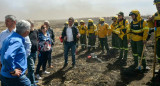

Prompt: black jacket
[61,26,79,43]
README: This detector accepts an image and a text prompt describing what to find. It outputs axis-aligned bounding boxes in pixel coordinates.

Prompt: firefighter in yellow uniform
[148,0,160,64]
[78,20,87,49]
[117,12,129,61]
[97,18,110,53]
[74,20,79,27]
[87,19,97,51]
[128,10,149,70]
[64,21,68,27]
[110,16,119,53]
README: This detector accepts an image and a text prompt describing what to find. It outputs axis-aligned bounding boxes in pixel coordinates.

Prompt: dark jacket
[61,26,79,43]
[29,29,38,53]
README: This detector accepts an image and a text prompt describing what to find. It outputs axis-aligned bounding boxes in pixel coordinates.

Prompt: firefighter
[129,10,149,70]
[74,20,79,27]
[78,20,87,49]
[117,12,129,62]
[87,19,97,52]
[110,16,119,54]
[97,18,110,53]
[64,21,68,27]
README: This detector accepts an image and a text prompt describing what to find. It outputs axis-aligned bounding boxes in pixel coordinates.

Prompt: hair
[68,17,74,22]
[5,15,17,21]
[16,20,31,35]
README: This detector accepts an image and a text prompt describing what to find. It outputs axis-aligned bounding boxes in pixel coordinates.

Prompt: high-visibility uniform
[110,21,120,49]
[78,25,87,49]
[87,24,97,51]
[97,23,110,52]
[117,19,129,60]
[128,10,149,69]
[148,12,160,63]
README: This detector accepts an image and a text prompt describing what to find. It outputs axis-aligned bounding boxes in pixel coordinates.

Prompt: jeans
[27,52,37,86]
[47,50,52,67]
[36,51,50,74]
[64,41,76,65]
[1,74,31,86]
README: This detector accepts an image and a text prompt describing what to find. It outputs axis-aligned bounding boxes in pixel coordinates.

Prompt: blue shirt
[1,32,27,78]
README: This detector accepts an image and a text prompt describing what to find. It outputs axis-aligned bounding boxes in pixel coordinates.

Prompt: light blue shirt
[0,28,31,61]
[1,32,27,78]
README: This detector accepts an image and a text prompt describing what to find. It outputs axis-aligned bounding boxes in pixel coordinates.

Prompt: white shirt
[66,26,73,42]
[0,28,31,62]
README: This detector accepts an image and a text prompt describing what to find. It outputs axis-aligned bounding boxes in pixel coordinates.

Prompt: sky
[0,0,157,21]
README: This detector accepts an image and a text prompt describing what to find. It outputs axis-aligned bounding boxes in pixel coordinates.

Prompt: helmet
[80,20,84,23]
[74,20,78,23]
[154,0,160,4]
[99,17,105,22]
[129,10,140,16]
[117,11,124,16]
[112,16,118,20]
[88,19,93,23]
[65,21,68,24]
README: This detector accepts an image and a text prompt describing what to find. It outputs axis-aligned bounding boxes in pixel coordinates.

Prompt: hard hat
[80,20,84,23]
[129,10,140,16]
[112,16,118,20]
[154,0,160,4]
[65,21,68,24]
[99,18,105,22]
[75,20,78,23]
[88,19,93,23]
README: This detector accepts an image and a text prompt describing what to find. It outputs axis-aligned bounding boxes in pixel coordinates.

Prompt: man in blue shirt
[0,20,31,86]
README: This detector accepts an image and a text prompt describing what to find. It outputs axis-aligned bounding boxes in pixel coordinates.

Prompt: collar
[6,28,16,33]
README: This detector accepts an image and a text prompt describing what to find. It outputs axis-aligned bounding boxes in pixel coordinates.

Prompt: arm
[24,36,31,57]
[143,21,149,41]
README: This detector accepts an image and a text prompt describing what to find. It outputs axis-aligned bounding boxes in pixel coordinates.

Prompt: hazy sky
[0,0,157,21]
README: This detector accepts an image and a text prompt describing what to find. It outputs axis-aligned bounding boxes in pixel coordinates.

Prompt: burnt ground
[35,28,160,86]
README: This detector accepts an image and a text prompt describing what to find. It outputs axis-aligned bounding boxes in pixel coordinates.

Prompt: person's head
[99,18,105,24]
[129,10,141,21]
[154,0,160,12]
[112,16,118,22]
[44,20,50,28]
[68,17,74,27]
[117,12,124,20]
[5,15,16,30]
[27,20,34,30]
[74,20,78,26]
[16,20,31,37]
[41,25,47,33]
[88,19,93,26]
[80,20,85,25]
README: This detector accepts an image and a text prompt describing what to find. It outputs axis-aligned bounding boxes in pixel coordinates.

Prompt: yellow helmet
[65,21,68,24]
[99,17,105,22]
[88,19,93,23]
[74,20,78,23]
[129,10,140,16]
[112,16,118,20]
[80,20,84,23]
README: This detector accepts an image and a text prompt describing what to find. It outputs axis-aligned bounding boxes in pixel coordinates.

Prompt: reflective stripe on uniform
[131,29,143,33]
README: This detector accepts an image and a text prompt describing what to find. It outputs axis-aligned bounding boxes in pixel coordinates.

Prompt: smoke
[0,0,156,21]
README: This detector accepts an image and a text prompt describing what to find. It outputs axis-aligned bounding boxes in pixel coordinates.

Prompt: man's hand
[76,34,80,39]
[64,36,67,41]
[11,69,22,77]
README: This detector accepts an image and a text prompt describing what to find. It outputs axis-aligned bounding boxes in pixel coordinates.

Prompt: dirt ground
[0,18,160,86]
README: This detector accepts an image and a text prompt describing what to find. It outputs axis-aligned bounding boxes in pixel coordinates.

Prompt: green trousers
[119,35,128,60]
[99,37,109,52]
[80,34,86,49]
[88,33,96,51]
[131,40,146,69]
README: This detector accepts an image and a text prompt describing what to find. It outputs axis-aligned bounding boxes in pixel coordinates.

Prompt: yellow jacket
[78,25,87,35]
[110,21,119,34]
[117,19,129,40]
[87,24,97,36]
[148,12,160,39]
[97,23,110,38]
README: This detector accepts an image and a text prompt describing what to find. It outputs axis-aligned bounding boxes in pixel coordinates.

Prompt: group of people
[0,15,55,86]
[0,0,160,86]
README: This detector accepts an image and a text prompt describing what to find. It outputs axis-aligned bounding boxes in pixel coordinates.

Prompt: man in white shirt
[0,15,31,70]
[61,17,80,68]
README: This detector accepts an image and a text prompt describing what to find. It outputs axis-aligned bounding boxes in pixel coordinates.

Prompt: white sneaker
[43,71,50,74]
[36,74,42,80]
